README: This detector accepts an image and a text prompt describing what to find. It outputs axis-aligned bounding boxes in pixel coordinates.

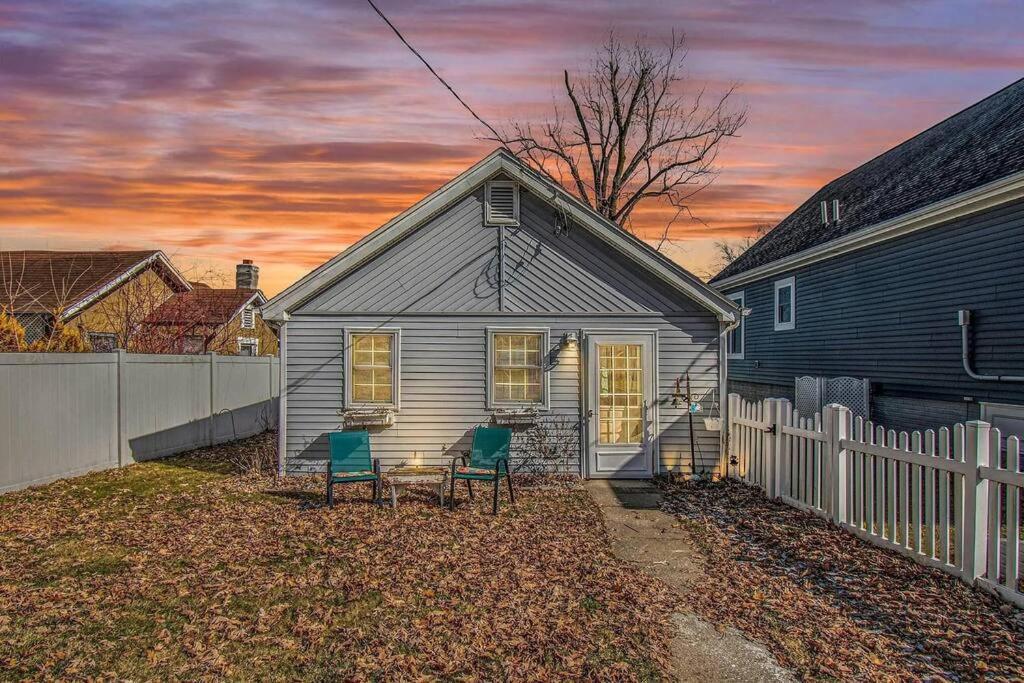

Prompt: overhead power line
[364,0,506,143]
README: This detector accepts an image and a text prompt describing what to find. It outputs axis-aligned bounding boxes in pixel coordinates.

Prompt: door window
[598,344,643,444]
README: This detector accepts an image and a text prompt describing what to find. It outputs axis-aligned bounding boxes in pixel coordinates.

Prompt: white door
[586,332,656,478]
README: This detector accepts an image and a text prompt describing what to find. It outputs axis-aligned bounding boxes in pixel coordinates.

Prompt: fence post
[774,399,792,500]
[762,399,780,497]
[727,393,741,479]
[825,403,850,524]
[208,352,218,446]
[116,349,128,467]
[962,420,991,583]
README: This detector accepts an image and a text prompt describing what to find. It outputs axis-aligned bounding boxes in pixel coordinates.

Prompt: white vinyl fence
[0,352,279,493]
[728,394,1024,608]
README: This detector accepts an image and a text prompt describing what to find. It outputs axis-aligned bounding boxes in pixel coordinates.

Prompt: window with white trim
[485,181,519,225]
[346,330,399,407]
[487,328,548,407]
[241,306,255,329]
[774,276,795,331]
[727,292,744,358]
[237,337,258,356]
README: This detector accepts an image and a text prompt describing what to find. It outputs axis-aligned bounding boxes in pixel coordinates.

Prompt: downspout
[719,315,742,478]
[959,310,1024,382]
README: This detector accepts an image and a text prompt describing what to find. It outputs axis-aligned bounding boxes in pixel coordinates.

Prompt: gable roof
[145,288,265,328]
[0,250,191,317]
[713,78,1024,286]
[262,149,738,322]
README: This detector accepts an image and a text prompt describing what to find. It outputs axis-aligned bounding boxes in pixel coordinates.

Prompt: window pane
[597,344,644,445]
[350,333,394,403]
[492,332,543,404]
[777,285,792,324]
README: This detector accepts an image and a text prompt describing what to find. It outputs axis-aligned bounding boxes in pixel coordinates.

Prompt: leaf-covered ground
[662,478,1024,681]
[0,433,677,681]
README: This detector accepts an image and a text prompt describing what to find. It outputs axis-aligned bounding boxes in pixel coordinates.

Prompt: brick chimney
[236,259,259,290]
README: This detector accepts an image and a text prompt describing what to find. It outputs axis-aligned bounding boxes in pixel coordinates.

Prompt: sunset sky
[1,0,1020,295]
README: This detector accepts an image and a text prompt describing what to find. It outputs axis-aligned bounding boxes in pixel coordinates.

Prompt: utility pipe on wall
[958,309,1024,382]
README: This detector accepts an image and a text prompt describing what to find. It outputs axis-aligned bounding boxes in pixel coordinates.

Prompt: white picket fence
[728,394,1024,608]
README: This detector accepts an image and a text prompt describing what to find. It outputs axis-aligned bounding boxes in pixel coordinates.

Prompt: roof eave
[712,168,1024,290]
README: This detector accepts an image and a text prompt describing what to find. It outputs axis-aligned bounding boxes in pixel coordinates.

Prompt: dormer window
[485,181,519,225]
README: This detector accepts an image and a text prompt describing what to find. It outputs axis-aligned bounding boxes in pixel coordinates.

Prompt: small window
[184,335,204,354]
[485,181,519,225]
[237,337,259,356]
[774,276,795,331]
[241,306,255,329]
[487,328,548,408]
[727,292,744,359]
[346,330,400,408]
[88,332,117,352]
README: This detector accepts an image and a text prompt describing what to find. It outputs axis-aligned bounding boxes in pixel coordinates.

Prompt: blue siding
[723,198,1024,427]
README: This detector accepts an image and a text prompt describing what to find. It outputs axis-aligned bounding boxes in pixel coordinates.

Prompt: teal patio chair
[449,426,514,514]
[327,430,381,506]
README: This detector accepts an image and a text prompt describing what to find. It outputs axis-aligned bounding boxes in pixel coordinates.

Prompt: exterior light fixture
[561,331,578,348]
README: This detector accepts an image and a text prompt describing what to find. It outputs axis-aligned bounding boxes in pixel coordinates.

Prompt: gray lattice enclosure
[794,375,870,420]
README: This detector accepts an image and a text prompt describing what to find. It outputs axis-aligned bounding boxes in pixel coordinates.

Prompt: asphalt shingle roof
[712,78,1024,282]
[145,288,259,327]
[0,250,182,314]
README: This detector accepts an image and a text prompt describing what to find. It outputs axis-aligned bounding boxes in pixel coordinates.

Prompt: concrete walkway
[586,480,794,683]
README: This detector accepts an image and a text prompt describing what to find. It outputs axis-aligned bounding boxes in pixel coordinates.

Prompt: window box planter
[492,408,539,426]
[343,408,395,428]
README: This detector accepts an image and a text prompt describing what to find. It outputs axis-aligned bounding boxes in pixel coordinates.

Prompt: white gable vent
[485,181,519,225]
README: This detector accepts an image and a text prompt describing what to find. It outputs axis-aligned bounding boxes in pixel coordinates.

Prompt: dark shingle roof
[0,250,187,314]
[145,288,261,327]
[712,78,1024,282]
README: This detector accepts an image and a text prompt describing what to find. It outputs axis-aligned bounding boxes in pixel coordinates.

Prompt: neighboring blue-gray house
[262,150,739,479]
[711,79,1024,438]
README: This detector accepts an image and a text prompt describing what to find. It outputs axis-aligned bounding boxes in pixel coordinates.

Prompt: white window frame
[773,276,796,332]
[484,180,520,226]
[241,305,255,329]
[237,336,259,355]
[727,291,745,359]
[486,327,550,410]
[344,328,401,409]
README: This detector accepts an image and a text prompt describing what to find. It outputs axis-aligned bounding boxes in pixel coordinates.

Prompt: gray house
[712,79,1024,438]
[262,149,739,479]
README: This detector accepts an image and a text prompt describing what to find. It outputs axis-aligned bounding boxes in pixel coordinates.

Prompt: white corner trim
[713,169,1024,289]
[261,149,740,323]
[61,251,192,321]
[773,276,795,332]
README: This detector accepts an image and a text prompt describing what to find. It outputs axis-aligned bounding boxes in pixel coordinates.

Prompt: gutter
[959,310,1024,382]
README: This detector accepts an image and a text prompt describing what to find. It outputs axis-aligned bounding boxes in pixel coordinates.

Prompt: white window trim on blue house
[774,276,795,331]
[727,291,745,359]
[344,328,401,410]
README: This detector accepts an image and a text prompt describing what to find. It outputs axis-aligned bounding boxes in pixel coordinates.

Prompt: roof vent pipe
[958,309,1024,382]
[820,201,828,225]
[832,199,840,223]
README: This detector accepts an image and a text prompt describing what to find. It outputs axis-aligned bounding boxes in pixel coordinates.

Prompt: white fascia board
[713,169,1024,290]
[261,149,739,322]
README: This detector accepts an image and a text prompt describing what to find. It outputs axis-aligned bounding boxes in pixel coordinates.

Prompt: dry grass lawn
[0,433,678,681]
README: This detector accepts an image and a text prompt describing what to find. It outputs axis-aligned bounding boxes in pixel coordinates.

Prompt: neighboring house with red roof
[0,250,190,349]
[142,260,278,356]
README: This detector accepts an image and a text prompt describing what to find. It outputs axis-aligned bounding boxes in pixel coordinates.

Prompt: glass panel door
[598,343,643,445]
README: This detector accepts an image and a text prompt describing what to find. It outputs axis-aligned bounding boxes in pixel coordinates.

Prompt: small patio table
[385,465,448,508]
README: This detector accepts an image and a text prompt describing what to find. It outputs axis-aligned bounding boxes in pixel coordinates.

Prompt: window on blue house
[727,292,744,358]
[774,276,795,331]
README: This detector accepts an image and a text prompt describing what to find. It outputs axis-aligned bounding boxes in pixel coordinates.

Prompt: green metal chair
[326,430,380,506]
[449,426,514,514]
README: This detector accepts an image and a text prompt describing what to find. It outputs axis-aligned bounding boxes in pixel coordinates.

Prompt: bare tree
[494,32,746,242]
[711,222,774,271]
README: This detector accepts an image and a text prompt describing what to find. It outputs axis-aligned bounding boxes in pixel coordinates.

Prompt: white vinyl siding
[774,276,795,331]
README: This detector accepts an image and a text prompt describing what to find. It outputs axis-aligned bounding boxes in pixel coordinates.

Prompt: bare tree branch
[489,32,746,250]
